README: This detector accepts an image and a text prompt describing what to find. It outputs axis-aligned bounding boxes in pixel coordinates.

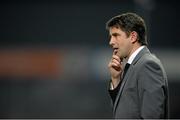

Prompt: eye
[112,33,120,37]
[113,33,118,37]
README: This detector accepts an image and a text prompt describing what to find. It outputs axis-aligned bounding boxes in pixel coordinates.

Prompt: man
[106,12,169,119]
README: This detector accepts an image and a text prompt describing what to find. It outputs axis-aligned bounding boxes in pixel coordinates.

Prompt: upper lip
[113,47,118,50]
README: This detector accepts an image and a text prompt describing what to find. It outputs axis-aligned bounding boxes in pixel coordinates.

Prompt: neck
[128,43,141,59]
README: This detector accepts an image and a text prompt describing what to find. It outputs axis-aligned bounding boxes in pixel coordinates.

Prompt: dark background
[0,0,179,118]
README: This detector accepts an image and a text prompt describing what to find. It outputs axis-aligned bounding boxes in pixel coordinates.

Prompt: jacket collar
[131,46,150,65]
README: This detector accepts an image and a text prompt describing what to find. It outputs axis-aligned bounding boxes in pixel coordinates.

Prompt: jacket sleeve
[108,80,121,104]
[138,60,167,118]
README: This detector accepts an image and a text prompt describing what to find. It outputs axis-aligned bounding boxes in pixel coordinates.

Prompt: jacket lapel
[113,65,133,113]
[113,46,151,113]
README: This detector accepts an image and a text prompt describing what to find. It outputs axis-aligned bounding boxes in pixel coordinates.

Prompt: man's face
[109,27,132,60]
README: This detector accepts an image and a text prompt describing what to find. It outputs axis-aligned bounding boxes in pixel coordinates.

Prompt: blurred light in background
[0,47,62,78]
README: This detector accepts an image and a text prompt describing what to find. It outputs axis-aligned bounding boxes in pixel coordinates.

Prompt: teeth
[113,49,118,55]
[114,48,118,51]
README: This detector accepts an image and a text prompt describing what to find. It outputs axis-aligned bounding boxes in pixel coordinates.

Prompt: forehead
[109,26,124,34]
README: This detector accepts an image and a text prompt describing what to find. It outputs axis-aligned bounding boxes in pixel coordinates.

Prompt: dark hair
[106,12,148,46]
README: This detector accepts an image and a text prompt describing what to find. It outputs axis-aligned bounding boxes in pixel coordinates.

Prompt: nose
[109,37,115,46]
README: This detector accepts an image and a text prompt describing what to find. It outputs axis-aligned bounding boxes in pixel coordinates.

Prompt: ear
[130,31,138,43]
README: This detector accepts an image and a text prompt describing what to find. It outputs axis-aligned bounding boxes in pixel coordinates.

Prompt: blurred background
[0,0,179,118]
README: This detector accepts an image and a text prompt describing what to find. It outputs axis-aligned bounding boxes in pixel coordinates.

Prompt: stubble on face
[109,27,131,60]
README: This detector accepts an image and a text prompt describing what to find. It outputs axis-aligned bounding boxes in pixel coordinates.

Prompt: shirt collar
[127,46,145,64]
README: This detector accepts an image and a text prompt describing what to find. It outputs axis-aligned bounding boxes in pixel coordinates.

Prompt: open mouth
[113,48,118,55]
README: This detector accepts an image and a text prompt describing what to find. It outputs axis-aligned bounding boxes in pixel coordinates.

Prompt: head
[106,12,148,59]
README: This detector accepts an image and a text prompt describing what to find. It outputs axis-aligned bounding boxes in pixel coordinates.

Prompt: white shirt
[127,46,145,64]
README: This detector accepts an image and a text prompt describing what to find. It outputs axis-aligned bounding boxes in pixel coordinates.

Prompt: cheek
[117,39,126,49]
[117,39,124,46]
[119,39,130,53]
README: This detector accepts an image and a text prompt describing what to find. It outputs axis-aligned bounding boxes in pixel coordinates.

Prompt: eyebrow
[111,33,120,36]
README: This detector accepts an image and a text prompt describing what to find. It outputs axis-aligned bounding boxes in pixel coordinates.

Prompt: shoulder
[136,53,167,89]
[132,46,163,69]
[137,53,163,70]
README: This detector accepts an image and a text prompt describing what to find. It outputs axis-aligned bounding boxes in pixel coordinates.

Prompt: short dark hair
[106,12,148,46]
